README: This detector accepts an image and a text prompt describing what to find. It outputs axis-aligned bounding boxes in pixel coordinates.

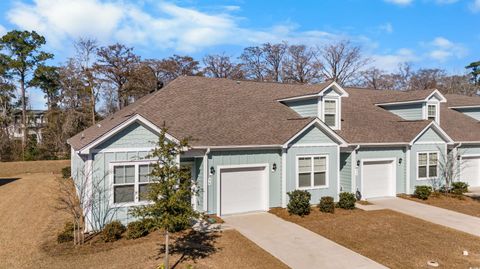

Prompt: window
[427,104,437,121]
[112,163,155,204]
[418,152,438,179]
[324,100,337,128]
[297,156,327,188]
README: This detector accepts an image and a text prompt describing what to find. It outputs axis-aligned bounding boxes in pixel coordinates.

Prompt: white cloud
[0,24,7,36]
[470,0,480,12]
[379,22,394,33]
[385,0,413,6]
[371,48,418,71]
[427,37,467,61]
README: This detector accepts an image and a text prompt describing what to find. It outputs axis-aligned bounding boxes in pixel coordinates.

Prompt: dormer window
[324,99,338,128]
[427,104,437,121]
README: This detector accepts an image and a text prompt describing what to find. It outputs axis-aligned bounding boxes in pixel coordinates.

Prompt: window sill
[111,201,153,208]
[416,177,437,181]
[297,186,329,191]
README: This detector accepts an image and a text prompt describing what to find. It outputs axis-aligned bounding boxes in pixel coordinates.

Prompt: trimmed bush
[451,181,469,195]
[101,221,126,242]
[287,190,311,216]
[126,220,149,239]
[57,222,74,243]
[318,196,335,213]
[414,185,432,200]
[337,192,356,209]
[61,166,71,179]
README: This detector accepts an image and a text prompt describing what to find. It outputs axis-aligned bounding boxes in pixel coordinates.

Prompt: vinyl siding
[95,121,158,150]
[415,128,445,143]
[455,108,480,121]
[71,149,86,182]
[206,149,282,214]
[383,103,423,120]
[285,98,318,117]
[356,147,407,195]
[291,125,337,145]
[340,152,352,192]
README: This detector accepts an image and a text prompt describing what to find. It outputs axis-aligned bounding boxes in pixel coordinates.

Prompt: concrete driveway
[224,212,387,269]
[372,198,480,237]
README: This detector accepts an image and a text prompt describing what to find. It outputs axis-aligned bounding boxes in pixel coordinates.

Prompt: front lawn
[270,207,480,269]
[399,193,480,218]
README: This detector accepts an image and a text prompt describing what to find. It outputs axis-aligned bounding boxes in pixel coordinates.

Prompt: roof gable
[410,122,453,145]
[283,118,347,148]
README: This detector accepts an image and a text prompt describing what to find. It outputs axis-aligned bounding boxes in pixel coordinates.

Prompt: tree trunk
[20,75,26,161]
[164,231,169,269]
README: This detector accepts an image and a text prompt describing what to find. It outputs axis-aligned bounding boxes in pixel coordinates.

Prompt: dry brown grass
[399,193,480,218]
[271,207,480,269]
[0,173,287,269]
[0,160,70,177]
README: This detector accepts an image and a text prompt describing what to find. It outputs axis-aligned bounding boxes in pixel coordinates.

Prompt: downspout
[453,143,462,182]
[351,145,360,194]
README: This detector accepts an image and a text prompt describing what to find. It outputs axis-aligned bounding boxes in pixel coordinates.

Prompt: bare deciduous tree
[202,53,244,79]
[74,38,98,124]
[240,46,266,81]
[282,45,321,84]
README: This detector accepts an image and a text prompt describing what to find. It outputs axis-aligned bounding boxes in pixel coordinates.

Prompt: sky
[0,0,478,109]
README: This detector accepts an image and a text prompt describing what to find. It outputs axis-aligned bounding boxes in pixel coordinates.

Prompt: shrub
[101,221,126,242]
[126,220,149,239]
[287,190,311,216]
[318,196,335,213]
[451,181,469,195]
[414,185,432,200]
[61,166,71,179]
[337,192,356,209]
[57,222,74,243]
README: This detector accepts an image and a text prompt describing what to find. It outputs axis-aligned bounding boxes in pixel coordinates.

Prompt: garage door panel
[462,157,480,187]
[220,166,267,215]
[362,160,395,199]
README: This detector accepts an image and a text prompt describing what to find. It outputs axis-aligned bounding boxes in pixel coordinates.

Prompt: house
[9,110,47,143]
[68,76,480,231]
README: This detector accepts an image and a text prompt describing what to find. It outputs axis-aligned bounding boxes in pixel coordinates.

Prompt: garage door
[462,156,480,187]
[362,160,395,199]
[219,166,268,215]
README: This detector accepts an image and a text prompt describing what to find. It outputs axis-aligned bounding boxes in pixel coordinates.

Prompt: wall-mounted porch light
[210,166,215,175]
[357,160,361,167]
[399,158,403,165]
[272,163,277,172]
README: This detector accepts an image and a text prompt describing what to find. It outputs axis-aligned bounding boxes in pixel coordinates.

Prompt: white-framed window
[324,99,337,128]
[111,162,155,205]
[427,104,437,121]
[417,152,438,179]
[297,155,328,189]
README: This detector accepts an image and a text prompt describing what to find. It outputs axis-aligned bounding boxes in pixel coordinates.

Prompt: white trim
[351,146,359,192]
[277,93,319,102]
[336,146,340,194]
[90,147,155,154]
[426,102,440,123]
[202,149,209,212]
[281,148,287,208]
[409,121,454,145]
[84,153,93,232]
[375,89,447,107]
[290,143,338,148]
[282,118,348,148]
[79,114,178,154]
[449,105,480,109]
[323,97,340,130]
[277,81,349,103]
[295,154,329,190]
[426,89,447,103]
[192,145,282,150]
[406,146,411,194]
[216,163,269,216]
[360,157,397,198]
[415,151,440,181]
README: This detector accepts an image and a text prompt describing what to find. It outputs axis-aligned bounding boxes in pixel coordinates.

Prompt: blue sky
[0,0,478,109]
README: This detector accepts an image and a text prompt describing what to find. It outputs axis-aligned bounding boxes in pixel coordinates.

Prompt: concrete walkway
[372,197,480,237]
[224,212,387,269]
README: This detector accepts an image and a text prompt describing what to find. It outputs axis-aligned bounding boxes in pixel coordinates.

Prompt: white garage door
[219,166,268,215]
[362,160,395,199]
[462,156,480,187]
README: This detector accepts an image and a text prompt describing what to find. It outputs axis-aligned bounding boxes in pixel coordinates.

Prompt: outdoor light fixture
[457,155,461,161]
[399,158,403,165]
[210,166,215,175]
[272,163,277,172]
[357,160,361,166]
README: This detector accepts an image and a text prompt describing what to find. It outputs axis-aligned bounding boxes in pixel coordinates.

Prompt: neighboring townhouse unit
[9,110,47,143]
[68,76,480,231]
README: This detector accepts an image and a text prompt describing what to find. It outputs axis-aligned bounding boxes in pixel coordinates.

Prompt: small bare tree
[436,146,466,193]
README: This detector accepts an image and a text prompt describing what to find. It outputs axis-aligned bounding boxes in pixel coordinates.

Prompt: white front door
[462,156,480,187]
[219,166,268,215]
[362,160,395,199]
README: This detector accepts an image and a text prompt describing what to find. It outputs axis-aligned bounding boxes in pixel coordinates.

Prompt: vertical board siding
[285,98,318,117]
[207,149,282,214]
[415,128,445,143]
[410,143,447,193]
[384,103,423,120]
[356,147,407,194]
[286,145,339,203]
[96,121,158,150]
[340,152,352,192]
[291,125,336,145]
[456,108,480,121]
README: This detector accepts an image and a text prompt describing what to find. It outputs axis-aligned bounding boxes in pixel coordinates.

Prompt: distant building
[9,110,47,143]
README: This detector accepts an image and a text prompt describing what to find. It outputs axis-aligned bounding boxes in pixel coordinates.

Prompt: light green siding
[291,125,336,145]
[286,145,339,203]
[356,147,407,194]
[206,149,282,214]
[410,143,447,193]
[384,103,423,120]
[340,152,352,192]
[285,98,318,117]
[71,150,86,182]
[415,128,445,143]
[455,108,480,121]
[96,121,158,150]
